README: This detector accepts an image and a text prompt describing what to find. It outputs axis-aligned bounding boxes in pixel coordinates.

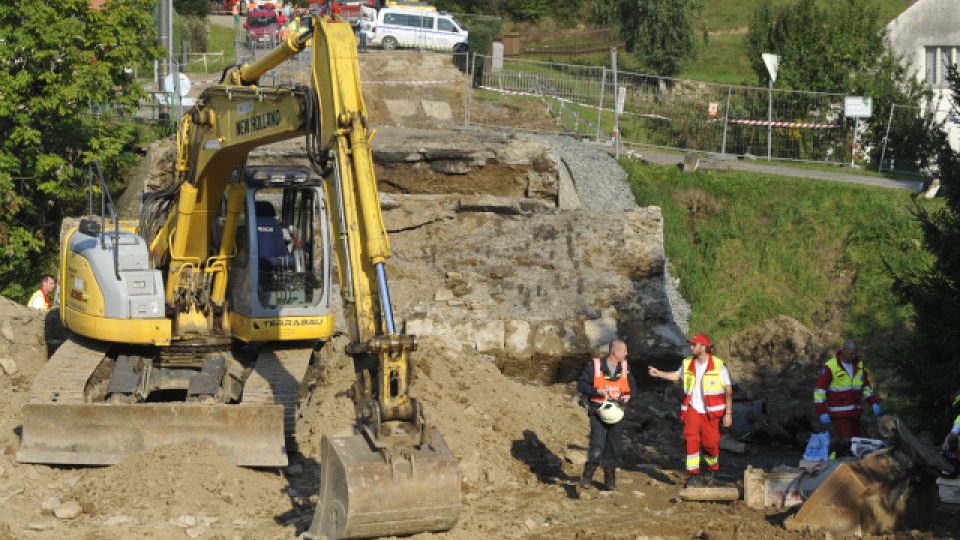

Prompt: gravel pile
[525,134,635,212]
[531,133,691,333]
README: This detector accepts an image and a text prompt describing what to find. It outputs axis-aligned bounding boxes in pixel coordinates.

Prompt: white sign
[708,102,719,116]
[844,96,873,118]
[762,53,779,83]
[491,42,504,72]
[615,86,626,114]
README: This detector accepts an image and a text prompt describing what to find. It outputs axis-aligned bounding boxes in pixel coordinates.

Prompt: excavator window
[254,187,324,308]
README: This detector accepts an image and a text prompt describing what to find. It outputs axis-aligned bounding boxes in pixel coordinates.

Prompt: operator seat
[255,201,293,270]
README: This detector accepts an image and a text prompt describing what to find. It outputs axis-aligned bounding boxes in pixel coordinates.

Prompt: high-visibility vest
[814,357,874,417]
[590,358,630,403]
[28,289,51,311]
[680,355,727,418]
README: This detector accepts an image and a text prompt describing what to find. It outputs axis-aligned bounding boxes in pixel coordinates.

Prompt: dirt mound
[68,442,286,519]
[719,315,827,386]
[0,296,47,393]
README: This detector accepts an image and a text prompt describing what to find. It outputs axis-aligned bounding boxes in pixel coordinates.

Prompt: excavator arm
[300,17,460,539]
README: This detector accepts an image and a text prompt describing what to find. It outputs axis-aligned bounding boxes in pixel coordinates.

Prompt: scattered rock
[53,501,83,520]
[0,354,18,376]
[41,496,61,514]
[0,321,14,343]
[22,521,55,531]
[176,514,197,528]
[105,515,132,526]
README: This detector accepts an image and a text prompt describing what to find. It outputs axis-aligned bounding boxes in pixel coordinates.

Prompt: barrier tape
[725,118,839,129]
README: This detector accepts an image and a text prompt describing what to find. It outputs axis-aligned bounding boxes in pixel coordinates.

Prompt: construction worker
[576,338,636,491]
[813,339,880,439]
[27,274,55,312]
[942,391,960,460]
[648,332,733,487]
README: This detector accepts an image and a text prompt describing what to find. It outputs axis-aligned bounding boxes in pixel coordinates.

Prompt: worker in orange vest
[576,338,636,491]
[649,333,733,487]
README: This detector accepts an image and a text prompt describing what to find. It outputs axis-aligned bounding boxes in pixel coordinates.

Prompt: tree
[173,0,210,18]
[746,0,932,167]
[0,0,161,301]
[891,66,960,433]
[594,0,702,77]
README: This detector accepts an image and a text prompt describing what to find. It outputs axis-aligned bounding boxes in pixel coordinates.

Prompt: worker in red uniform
[648,332,733,487]
[813,339,881,439]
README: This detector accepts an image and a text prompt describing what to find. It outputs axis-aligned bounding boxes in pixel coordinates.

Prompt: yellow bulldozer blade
[306,429,461,540]
[17,402,287,467]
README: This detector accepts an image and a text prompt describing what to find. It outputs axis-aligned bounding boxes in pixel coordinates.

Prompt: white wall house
[887,0,960,151]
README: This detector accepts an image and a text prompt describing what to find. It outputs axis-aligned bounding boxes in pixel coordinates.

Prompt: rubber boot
[602,467,616,491]
[579,463,597,488]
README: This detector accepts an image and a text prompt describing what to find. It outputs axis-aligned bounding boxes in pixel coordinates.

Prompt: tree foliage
[594,0,702,77]
[891,66,960,433]
[0,0,161,301]
[173,0,210,18]
[746,0,932,167]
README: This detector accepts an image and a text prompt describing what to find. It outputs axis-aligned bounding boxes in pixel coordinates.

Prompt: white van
[369,8,468,52]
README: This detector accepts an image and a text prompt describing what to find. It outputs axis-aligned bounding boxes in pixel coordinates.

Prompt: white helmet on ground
[597,400,624,424]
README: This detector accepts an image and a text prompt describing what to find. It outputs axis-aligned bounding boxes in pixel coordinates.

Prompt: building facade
[887,0,960,150]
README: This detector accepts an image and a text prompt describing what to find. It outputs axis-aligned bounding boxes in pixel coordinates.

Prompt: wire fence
[121,43,902,168]
[468,53,851,164]
[877,102,954,176]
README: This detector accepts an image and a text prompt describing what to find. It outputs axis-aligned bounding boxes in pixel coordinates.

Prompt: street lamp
[762,53,779,161]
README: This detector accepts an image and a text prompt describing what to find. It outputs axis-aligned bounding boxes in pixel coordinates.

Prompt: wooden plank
[679,487,740,501]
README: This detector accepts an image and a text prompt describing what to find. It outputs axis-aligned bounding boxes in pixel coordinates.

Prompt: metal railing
[87,161,121,281]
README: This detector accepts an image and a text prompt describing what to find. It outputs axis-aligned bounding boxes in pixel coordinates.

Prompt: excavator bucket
[306,429,461,540]
[18,402,287,467]
[787,417,946,536]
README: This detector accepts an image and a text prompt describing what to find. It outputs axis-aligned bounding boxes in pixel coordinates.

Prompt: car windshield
[249,15,276,26]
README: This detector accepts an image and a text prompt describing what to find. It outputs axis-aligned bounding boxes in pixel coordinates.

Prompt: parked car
[245,9,280,48]
[368,7,467,52]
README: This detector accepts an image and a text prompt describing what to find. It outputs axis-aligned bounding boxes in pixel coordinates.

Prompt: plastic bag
[803,432,830,462]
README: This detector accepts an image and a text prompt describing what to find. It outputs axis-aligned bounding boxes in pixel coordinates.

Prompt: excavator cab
[226,167,335,342]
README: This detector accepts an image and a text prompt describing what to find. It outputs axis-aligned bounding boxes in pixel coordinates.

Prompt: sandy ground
[1,293,957,539]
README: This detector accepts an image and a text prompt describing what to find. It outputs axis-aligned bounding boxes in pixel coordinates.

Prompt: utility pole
[157,0,172,122]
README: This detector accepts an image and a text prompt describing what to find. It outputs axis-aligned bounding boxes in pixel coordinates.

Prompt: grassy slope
[518,0,907,85]
[624,160,931,343]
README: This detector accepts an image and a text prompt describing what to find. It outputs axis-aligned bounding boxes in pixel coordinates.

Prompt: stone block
[504,320,532,356]
[473,320,505,352]
[584,317,619,348]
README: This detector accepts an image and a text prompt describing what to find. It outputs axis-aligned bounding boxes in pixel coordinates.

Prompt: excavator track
[241,346,315,438]
[18,336,289,467]
[28,335,108,404]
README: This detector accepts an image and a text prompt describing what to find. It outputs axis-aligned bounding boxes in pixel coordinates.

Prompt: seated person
[255,201,294,271]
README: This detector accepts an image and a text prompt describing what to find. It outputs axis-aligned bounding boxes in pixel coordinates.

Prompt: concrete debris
[53,501,83,520]
[40,496,61,514]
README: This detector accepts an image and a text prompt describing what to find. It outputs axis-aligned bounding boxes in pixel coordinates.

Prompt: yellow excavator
[17,13,459,539]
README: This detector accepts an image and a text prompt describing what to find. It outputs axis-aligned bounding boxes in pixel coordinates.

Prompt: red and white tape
[726,118,839,129]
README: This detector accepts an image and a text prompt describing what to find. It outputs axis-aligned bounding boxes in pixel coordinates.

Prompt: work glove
[872,403,881,417]
[819,413,831,425]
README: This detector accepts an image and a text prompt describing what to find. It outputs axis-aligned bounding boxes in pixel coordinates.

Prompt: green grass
[680,33,757,85]
[517,0,908,84]
[624,160,932,342]
[701,0,906,32]
[206,23,239,71]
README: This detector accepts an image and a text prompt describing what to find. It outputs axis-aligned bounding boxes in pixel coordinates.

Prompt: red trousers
[831,415,862,439]
[682,409,720,475]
